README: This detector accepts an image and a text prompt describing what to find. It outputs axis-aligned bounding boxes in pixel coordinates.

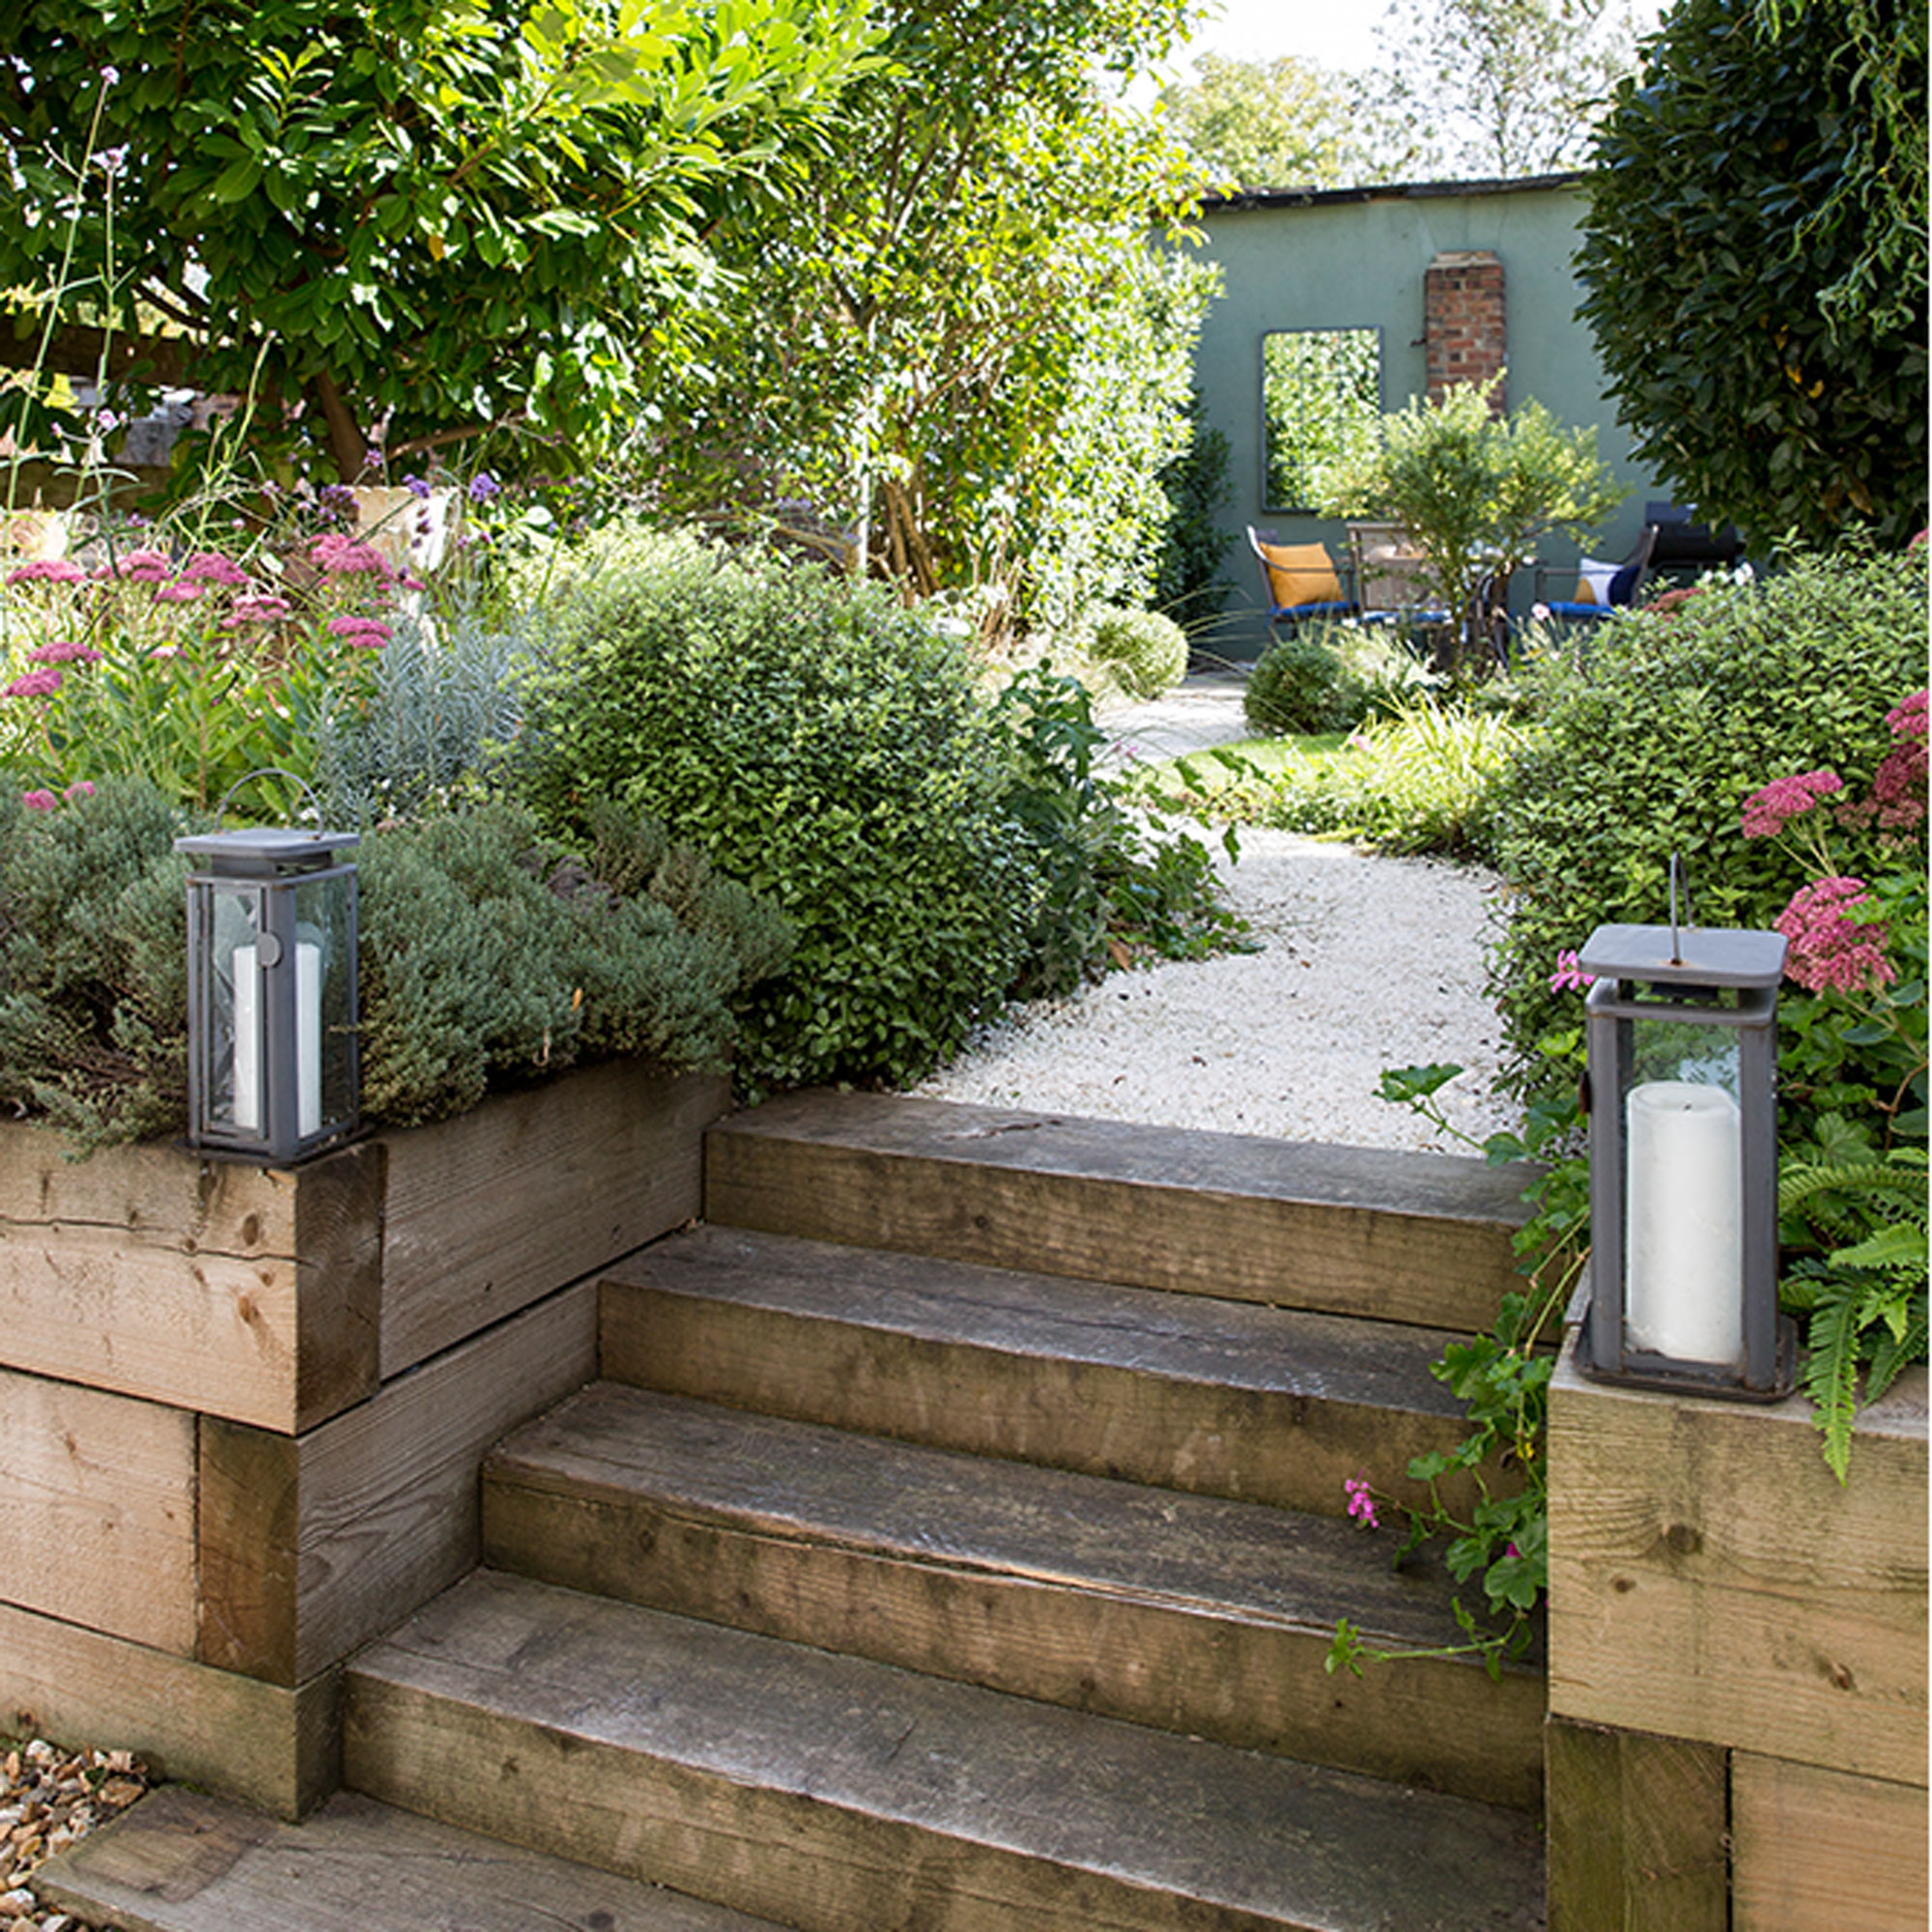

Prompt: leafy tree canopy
[640,0,1209,634]
[1153,53,1366,191]
[1577,0,1928,550]
[1373,0,1641,178]
[0,0,879,479]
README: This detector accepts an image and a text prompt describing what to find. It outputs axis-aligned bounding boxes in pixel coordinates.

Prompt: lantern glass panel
[1620,1012,1746,1369]
[295,871,356,1138]
[206,883,266,1136]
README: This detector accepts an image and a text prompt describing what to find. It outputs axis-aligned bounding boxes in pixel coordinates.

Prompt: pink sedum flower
[6,558,86,585]
[153,581,203,604]
[1776,876,1896,995]
[104,550,173,582]
[310,531,395,582]
[223,594,293,629]
[1886,690,1928,742]
[327,615,393,649]
[19,790,58,811]
[6,668,64,699]
[1741,769,1843,839]
[28,639,102,664]
[181,552,253,587]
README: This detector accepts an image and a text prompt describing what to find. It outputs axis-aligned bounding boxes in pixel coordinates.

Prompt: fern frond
[1801,1288,1864,1485]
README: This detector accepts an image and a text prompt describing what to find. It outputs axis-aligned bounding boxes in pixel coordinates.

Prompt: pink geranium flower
[1343,1475,1380,1530]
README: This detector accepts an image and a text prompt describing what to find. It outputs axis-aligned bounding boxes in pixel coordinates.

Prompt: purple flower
[1776,877,1896,995]
[20,789,58,811]
[1343,1476,1380,1531]
[468,471,500,503]
[6,668,64,699]
[403,473,433,500]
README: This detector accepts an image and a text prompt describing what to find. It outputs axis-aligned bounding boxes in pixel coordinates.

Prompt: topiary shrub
[0,781,790,1150]
[1083,604,1189,699]
[1487,545,1927,1096]
[1243,626,1360,735]
[508,525,1044,1092]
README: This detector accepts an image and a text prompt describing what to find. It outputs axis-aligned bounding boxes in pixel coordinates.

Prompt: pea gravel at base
[916,825,1520,1156]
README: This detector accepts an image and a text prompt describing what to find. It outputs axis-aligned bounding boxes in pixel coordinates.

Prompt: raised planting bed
[1546,1324,1928,1930]
[0,1055,726,1817]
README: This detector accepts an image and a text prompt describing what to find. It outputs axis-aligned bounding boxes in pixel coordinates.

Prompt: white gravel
[914,676,1522,1156]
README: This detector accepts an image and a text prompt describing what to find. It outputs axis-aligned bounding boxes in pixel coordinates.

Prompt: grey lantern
[176,823,359,1165]
[1577,918,1795,1401]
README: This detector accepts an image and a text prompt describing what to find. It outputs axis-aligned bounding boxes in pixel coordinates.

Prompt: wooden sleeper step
[703,1091,1535,1335]
[600,1224,1497,1520]
[482,1382,1545,1809]
[35,1782,795,1932]
[345,1569,1547,1932]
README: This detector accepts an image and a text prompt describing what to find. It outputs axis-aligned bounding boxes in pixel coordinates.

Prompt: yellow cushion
[1257,540,1343,611]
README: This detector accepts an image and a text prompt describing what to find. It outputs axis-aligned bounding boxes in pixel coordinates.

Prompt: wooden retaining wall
[0,1057,726,1817]
[1547,1327,1928,1930]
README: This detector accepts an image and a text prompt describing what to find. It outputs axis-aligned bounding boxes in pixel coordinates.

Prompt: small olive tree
[1318,377,1626,669]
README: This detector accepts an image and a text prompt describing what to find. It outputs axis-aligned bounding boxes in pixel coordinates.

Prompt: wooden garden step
[703,1091,1535,1334]
[344,1570,1547,1932]
[482,1382,1544,1808]
[600,1224,1492,1519]
[35,1783,796,1932]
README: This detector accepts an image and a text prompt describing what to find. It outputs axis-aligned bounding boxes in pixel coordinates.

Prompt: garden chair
[1346,522,1448,629]
[1246,527,1356,636]
[1533,525,1658,624]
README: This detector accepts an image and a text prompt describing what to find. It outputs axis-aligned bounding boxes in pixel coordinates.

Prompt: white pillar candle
[1626,1079,1744,1365]
[231,943,260,1133]
[227,940,324,1139]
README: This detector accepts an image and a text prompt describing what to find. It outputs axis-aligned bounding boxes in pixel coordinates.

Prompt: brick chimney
[1424,251,1507,408]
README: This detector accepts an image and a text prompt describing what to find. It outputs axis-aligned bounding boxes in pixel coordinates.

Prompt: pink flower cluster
[1775,876,1896,995]
[1549,949,1596,992]
[6,668,63,699]
[1741,768,1843,839]
[20,781,97,812]
[28,639,103,664]
[1344,1475,1380,1530]
[327,614,393,650]
[5,559,87,586]
[310,531,395,582]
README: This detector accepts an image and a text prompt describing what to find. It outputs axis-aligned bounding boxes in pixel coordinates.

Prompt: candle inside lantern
[1625,1079,1744,1364]
[228,940,324,1139]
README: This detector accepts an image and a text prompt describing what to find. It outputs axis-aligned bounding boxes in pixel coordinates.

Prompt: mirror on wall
[1261,327,1382,514]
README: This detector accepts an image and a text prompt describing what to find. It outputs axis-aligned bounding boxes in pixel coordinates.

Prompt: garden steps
[40,1093,1551,1932]
[701,1090,1536,1335]
[339,1569,1545,1932]
[480,1380,1545,1808]
[35,1783,793,1932]
[597,1222,1498,1520]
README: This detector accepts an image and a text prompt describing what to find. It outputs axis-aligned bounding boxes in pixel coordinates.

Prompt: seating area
[1532,524,1659,624]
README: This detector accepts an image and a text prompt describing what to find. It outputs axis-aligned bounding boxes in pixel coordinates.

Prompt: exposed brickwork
[1424,251,1506,408]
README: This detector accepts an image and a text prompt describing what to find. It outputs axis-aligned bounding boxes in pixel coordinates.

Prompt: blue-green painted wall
[1182,177,1665,659]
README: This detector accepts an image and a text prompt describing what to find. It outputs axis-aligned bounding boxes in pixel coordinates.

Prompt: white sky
[1153,0,1671,82]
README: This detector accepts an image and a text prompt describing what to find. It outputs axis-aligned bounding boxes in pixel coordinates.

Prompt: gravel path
[916,676,1522,1155]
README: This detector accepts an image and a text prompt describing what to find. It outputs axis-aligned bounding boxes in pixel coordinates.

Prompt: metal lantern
[176,823,359,1165]
[1578,917,1796,1401]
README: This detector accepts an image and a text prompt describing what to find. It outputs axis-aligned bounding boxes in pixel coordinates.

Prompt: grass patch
[1139,704,1521,858]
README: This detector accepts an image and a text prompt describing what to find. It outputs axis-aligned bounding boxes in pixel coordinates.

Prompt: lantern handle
[213,768,327,832]
[1668,851,1690,963]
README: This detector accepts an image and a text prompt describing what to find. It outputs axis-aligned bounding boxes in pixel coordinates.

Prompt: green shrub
[1487,546,1928,1096]
[1243,626,1361,735]
[0,782,790,1150]
[508,525,1043,1091]
[1083,605,1188,700]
